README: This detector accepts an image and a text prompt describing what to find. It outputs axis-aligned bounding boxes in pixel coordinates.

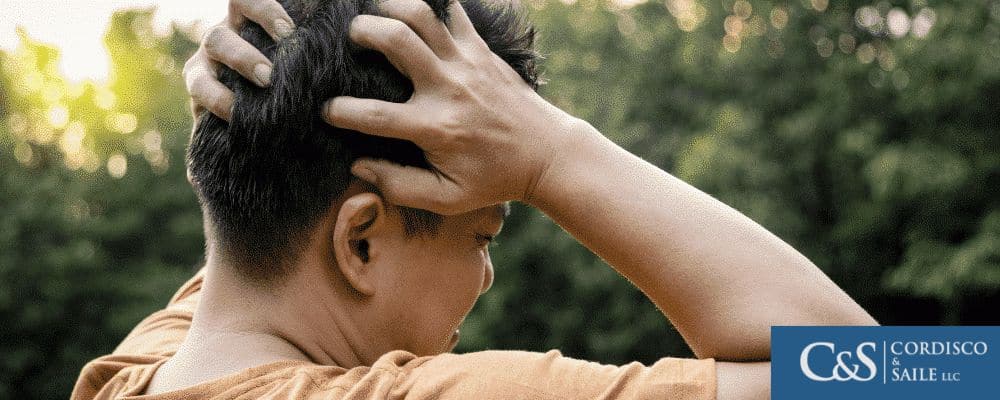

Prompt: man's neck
[175,259,370,371]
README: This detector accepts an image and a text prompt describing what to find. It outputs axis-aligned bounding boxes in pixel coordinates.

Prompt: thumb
[351,159,464,215]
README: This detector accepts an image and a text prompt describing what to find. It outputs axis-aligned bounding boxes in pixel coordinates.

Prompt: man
[72,0,878,398]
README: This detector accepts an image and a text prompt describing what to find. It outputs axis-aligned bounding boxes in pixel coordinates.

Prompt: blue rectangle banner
[772,326,1000,399]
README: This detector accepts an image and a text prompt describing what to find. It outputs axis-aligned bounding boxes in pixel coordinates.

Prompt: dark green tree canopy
[1,1,997,398]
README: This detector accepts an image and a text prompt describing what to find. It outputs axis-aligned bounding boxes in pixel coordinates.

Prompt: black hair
[186,0,539,283]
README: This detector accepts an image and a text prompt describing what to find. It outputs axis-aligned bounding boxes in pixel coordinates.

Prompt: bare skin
[149,185,504,393]
[176,0,879,398]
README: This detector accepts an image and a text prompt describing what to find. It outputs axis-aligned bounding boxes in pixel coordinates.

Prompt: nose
[480,253,494,295]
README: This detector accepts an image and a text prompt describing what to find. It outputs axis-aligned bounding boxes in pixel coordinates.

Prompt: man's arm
[320,0,878,362]
[526,120,878,361]
[184,0,878,397]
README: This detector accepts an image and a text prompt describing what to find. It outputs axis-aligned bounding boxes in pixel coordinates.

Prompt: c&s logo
[799,341,878,382]
[774,327,1000,399]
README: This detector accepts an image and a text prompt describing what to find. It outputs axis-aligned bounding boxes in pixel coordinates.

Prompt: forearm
[303,0,878,360]
[528,119,877,361]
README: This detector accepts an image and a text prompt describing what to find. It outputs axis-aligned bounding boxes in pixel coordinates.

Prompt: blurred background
[1,0,998,398]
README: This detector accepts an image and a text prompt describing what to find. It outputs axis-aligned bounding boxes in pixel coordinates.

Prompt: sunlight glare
[1,0,226,82]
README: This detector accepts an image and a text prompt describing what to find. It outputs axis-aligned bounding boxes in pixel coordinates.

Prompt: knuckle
[242,0,265,16]
[191,92,216,117]
[182,54,200,75]
[186,72,207,95]
[202,25,235,58]
[446,80,469,101]
[203,25,230,55]
[211,97,234,120]
[195,84,232,118]
[412,116,436,137]
[231,0,253,14]
[261,0,285,18]
[436,111,465,138]
[436,128,464,149]
[245,1,276,23]
[455,54,478,71]
[232,47,264,73]
[202,91,224,113]
[190,71,215,89]
[188,86,206,103]
[384,20,414,46]
[182,59,199,80]
[190,100,202,117]
[207,102,228,120]
[365,106,394,127]
[265,2,289,21]
[404,1,437,23]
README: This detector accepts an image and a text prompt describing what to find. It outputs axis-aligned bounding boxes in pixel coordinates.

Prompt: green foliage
[457,0,1000,362]
[1,12,202,399]
[1,1,998,398]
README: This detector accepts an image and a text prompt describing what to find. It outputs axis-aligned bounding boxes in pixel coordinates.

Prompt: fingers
[323,97,425,143]
[349,15,442,83]
[352,159,465,215]
[185,52,234,121]
[444,0,480,43]
[229,0,295,41]
[185,0,292,121]
[378,0,459,58]
[203,25,274,87]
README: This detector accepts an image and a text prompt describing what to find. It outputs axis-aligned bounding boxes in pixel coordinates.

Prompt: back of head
[187,0,539,283]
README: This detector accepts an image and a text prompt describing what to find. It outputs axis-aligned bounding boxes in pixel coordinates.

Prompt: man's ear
[332,192,387,296]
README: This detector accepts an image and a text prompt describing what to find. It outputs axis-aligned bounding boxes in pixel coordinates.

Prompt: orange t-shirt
[72,271,716,399]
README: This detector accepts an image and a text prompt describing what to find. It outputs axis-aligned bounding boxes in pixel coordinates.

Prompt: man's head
[188,0,537,280]
[186,0,537,357]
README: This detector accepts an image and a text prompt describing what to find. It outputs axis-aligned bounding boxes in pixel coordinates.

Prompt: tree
[1,11,203,399]
[1,1,997,398]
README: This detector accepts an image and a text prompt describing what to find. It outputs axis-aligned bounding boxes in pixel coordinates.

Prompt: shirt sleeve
[110,268,205,356]
[395,349,716,400]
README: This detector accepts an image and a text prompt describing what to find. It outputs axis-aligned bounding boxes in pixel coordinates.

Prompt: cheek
[404,244,486,351]
[423,248,484,320]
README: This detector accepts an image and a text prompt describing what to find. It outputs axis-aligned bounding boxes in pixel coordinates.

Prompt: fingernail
[352,165,378,183]
[324,98,346,125]
[253,64,272,87]
[273,19,294,39]
[322,100,336,124]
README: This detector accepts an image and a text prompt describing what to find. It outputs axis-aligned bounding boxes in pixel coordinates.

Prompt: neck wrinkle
[193,260,368,370]
[316,293,370,368]
[280,262,370,369]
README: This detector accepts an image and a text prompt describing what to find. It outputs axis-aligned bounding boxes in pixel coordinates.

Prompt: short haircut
[187,0,540,283]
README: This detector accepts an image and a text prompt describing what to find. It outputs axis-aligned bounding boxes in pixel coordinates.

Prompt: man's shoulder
[71,354,166,400]
[394,349,716,400]
[71,349,715,400]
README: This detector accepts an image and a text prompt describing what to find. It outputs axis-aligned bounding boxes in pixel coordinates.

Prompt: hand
[183,0,295,121]
[324,0,579,215]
